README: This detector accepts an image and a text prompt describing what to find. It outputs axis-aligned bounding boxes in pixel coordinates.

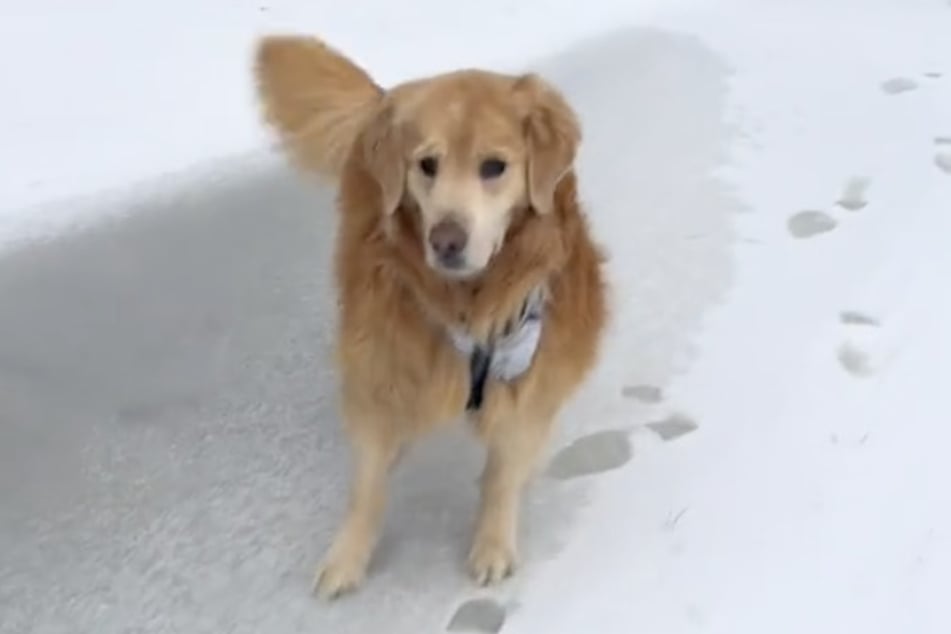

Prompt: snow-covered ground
[2,1,950,633]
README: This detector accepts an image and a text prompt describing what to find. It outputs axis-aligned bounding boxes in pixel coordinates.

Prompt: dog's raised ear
[360,102,406,215]
[254,35,383,179]
[514,74,581,215]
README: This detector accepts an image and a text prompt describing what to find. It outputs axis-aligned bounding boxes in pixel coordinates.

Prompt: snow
[0,0,677,242]
[1,0,950,633]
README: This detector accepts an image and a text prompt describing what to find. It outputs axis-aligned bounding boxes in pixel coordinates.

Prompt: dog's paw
[313,552,367,600]
[468,536,517,586]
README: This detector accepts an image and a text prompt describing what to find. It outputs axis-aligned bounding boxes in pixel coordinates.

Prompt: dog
[254,35,607,598]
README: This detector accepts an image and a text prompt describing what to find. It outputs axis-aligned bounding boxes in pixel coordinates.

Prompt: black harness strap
[466,345,493,411]
[461,288,545,413]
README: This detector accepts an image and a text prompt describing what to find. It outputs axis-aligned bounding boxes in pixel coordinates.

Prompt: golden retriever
[254,35,607,598]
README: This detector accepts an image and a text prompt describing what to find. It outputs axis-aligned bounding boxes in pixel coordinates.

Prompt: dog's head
[256,37,580,279]
[365,71,580,278]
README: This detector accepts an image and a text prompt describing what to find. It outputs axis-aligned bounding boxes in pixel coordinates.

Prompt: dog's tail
[255,36,383,181]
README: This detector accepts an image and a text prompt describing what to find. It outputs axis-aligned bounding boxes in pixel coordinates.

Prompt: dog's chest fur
[446,286,546,411]
[447,286,545,381]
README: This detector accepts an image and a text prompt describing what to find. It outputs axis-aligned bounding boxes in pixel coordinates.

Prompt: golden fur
[254,35,607,598]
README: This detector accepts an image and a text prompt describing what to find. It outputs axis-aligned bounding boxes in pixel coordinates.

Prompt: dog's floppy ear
[360,102,406,215]
[515,74,581,215]
[254,35,383,179]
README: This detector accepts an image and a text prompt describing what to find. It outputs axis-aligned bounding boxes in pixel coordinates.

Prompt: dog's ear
[254,35,383,179]
[514,74,581,215]
[360,102,406,215]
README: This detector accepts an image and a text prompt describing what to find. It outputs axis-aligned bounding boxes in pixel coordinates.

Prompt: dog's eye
[419,157,439,177]
[479,158,507,179]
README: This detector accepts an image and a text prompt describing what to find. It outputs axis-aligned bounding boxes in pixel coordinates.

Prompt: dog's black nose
[428,218,468,266]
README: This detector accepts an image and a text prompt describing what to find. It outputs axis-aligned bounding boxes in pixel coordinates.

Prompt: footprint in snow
[935,153,951,174]
[446,598,507,633]
[881,77,918,95]
[547,429,633,480]
[546,404,698,480]
[836,177,870,211]
[621,383,664,403]
[839,310,881,327]
[837,310,883,378]
[837,342,877,378]
[788,210,837,239]
[646,413,699,441]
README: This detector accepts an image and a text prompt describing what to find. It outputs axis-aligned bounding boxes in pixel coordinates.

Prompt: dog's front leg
[314,423,403,599]
[468,415,551,585]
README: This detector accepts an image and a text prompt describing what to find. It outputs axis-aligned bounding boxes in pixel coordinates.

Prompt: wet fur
[255,35,607,597]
